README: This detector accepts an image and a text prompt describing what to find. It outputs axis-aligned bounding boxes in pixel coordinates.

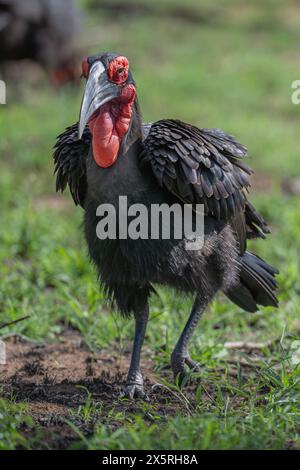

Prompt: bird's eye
[108,56,129,84]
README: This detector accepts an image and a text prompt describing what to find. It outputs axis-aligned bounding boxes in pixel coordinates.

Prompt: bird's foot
[171,351,188,386]
[120,383,148,400]
[171,352,201,387]
[120,371,149,400]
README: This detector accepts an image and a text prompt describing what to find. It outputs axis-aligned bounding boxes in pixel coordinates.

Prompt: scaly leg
[171,295,210,385]
[121,303,149,399]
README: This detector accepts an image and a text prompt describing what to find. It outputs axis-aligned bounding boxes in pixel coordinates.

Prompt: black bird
[54,52,278,399]
[0,0,80,84]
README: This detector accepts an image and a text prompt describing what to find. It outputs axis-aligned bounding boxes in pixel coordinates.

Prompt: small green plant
[0,398,34,450]
[69,387,104,425]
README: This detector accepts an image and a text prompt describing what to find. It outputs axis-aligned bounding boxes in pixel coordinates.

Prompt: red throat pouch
[89,84,136,168]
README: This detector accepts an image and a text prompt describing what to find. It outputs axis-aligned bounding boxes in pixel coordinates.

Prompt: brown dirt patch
[0,330,205,449]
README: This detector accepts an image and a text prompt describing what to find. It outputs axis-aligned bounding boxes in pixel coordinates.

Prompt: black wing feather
[141,119,270,254]
[53,123,91,207]
[141,119,251,218]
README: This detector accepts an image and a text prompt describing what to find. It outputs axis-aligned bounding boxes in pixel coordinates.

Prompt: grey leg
[122,303,149,399]
[171,295,210,384]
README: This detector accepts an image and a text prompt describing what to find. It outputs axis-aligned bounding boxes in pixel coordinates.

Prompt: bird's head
[79,52,138,168]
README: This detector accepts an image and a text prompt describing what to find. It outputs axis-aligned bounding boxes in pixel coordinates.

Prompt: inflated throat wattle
[88,86,136,168]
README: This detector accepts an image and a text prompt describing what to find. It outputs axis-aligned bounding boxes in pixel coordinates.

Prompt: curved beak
[78,61,120,138]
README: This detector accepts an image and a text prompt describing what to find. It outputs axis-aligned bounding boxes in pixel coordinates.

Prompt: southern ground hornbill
[0,0,80,85]
[54,52,278,399]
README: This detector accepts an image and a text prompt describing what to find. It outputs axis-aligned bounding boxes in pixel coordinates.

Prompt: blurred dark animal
[0,0,81,85]
[54,53,279,399]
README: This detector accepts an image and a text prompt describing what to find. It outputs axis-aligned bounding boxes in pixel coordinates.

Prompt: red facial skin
[107,56,129,84]
[86,56,135,168]
[81,57,89,79]
[88,84,136,168]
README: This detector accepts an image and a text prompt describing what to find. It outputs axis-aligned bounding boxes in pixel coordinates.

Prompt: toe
[172,364,189,387]
[120,384,149,401]
[185,357,201,372]
[171,353,188,383]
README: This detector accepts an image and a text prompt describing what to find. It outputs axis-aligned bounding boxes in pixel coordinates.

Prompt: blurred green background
[0,0,299,450]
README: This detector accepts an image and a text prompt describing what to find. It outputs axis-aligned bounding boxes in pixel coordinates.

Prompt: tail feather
[245,202,270,239]
[227,251,279,312]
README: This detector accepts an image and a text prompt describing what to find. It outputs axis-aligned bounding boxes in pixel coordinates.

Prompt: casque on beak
[78,61,120,138]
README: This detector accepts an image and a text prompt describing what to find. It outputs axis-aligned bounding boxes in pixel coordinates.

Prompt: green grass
[0,397,34,450]
[0,0,299,450]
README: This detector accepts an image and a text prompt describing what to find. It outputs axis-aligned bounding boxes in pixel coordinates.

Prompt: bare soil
[0,330,204,449]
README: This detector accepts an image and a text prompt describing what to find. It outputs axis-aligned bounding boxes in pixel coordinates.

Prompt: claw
[171,352,201,387]
[120,383,149,400]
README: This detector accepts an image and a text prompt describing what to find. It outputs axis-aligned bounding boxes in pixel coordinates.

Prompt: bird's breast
[85,140,163,207]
